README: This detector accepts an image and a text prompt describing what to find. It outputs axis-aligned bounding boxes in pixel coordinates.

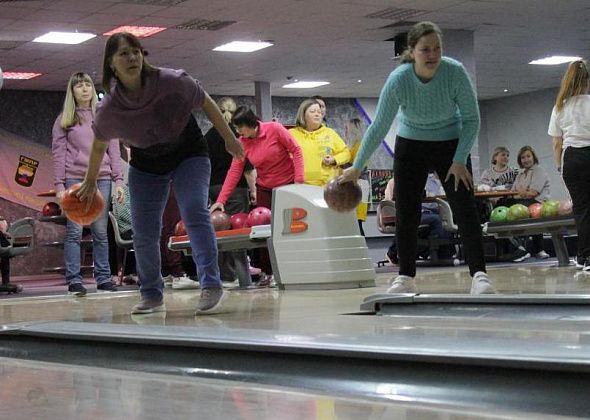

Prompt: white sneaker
[163,274,174,288]
[172,275,200,290]
[471,271,497,295]
[535,251,550,260]
[386,275,416,293]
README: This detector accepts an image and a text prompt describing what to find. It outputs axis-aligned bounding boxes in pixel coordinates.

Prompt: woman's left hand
[322,155,336,166]
[445,162,473,191]
[115,186,125,204]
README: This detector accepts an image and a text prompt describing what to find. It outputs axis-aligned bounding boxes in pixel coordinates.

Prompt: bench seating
[483,215,577,266]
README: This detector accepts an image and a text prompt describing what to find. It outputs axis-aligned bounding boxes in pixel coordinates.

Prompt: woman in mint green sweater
[340,21,495,295]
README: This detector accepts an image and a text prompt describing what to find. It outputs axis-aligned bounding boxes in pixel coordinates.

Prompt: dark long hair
[231,106,260,128]
[101,32,157,90]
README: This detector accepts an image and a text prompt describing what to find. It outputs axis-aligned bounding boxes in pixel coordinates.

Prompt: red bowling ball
[42,201,62,217]
[230,212,249,229]
[323,177,362,213]
[61,183,104,225]
[211,210,231,231]
[528,202,542,219]
[247,207,272,227]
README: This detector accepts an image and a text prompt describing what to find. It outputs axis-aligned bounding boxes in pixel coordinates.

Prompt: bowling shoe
[470,271,497,294]
[386,275,416,293]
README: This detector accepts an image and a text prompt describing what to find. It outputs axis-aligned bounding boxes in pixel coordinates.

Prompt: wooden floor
[0,259,588,419]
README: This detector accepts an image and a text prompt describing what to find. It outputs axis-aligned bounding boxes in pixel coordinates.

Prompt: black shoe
[511,248,531,263]
[576,256,586,270]
[584,260,590,273]
[97,281,118,292]
[68,283,87,297]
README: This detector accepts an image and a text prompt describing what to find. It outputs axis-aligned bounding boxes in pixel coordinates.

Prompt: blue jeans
[129,157,221,301]
[64,179,112,285]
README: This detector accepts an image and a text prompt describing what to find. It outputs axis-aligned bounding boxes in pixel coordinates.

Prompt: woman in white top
[548,60,590,271]
[480,146,518,189]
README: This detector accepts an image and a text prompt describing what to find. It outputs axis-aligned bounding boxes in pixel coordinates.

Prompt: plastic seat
[108,212,134,285]
[0,217,36,293]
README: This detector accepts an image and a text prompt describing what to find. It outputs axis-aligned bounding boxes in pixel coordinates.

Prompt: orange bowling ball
[323,177,362,213]
[61,183,105,225]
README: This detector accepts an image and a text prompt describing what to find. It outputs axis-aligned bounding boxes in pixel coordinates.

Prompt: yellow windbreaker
[289,125,351,186]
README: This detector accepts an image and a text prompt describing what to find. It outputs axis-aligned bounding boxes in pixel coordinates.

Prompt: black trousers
[563,146,590,259]
[394,137,486,277]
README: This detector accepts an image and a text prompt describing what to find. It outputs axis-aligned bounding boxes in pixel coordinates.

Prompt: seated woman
[480,146,519,190]
[507,145,551,259]
[481,146,529,262]
[288,99,351,186]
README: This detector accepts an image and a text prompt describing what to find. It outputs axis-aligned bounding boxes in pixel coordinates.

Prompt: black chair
[0,217,36,293]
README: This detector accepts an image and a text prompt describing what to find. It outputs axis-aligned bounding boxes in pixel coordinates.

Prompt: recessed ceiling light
[213,41,273,53]
[103,26,166,38]
[529,55,582,65]
[503,88,509,93]
[357,79,362,83]
[3,72,42,80]
[33,31,96,45]
[283,81,330,89]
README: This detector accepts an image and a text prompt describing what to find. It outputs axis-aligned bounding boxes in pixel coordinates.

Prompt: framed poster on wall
[368,169,393,203]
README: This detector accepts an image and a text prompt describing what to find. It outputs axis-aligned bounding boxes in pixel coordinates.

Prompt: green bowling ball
[507,204,530,221]
[541,199,560,218]
[490,206,509,222]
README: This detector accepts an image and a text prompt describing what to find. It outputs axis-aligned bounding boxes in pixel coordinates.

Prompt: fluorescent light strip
[283,81,330,89]
[213,41,273,53]
[529,55,582,65]
[103,26,166,38]
[33,31,96,45]
[3,72,42,80]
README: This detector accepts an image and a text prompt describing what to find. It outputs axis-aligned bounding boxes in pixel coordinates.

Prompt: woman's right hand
[338,166,361,184]
[209,202,225,213]
[76,180,98,213]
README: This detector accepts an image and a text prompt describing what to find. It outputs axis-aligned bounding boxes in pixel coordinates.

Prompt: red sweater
[217,121,304,204]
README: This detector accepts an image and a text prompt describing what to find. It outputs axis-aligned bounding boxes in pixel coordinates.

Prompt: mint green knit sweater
[353,57,480,169]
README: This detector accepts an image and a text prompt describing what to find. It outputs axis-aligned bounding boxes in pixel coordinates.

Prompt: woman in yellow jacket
[289,99,351,186]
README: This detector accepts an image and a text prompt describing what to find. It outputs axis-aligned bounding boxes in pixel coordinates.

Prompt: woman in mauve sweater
[210,107,304,281]
[340,21,494,295]
[76,32,244,315]
[52,72,124,297]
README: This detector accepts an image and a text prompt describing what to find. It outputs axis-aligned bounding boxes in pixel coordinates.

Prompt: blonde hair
[400,21,442,64]
[491,146,509,164]
[345,118,364,148]
[60,72,97,129]
[295,99,321,128]
[217,97,237,124]
[555,60,589,113]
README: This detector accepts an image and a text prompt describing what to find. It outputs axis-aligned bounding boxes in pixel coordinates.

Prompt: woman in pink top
[210,107,304,282]
[52,72,124,297]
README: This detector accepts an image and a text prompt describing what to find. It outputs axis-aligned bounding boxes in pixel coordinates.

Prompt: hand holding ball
[324,177,362,213]
[61,183,105,225]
